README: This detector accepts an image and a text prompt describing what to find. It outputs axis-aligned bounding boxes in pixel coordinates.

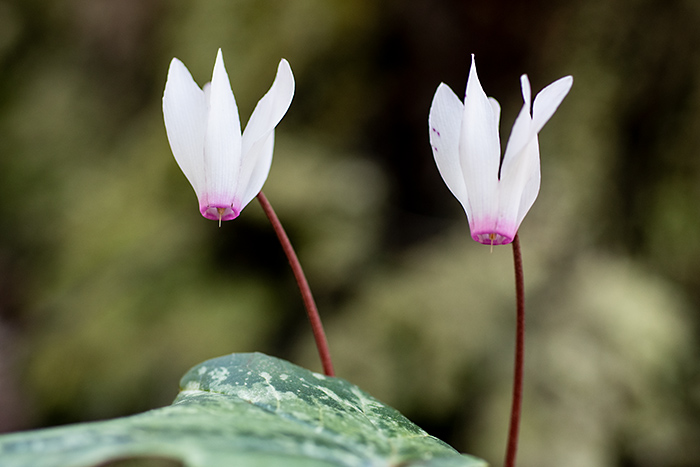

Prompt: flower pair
[163,51,572,243]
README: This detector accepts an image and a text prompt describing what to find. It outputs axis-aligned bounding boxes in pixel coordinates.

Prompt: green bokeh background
[0,1,699,466]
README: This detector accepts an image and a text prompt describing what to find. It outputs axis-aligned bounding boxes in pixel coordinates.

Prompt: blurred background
[0,0,699,466]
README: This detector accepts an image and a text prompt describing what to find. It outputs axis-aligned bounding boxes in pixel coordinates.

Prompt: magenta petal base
[200,203,240,221]
[471,231,513,245]
[469,217,517,245]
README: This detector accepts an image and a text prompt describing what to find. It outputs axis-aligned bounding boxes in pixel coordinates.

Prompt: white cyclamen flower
[429,55,572,245]
[163,49,294,223]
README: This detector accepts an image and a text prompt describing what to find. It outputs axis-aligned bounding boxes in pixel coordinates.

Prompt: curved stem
[256,191,335,377]
[505,233,525,467]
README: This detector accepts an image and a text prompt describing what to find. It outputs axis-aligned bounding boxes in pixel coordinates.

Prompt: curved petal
[514,137,541,226]
[501,74,533,170]
[532,75,573,134]
[238,131,275,209]
[498,74,571,236]
[502,74,572,169]
[497,75,539,240]
[163,58,207,197]
[498,136,541,237]
[460,55,501,234]
[202,81,211,106]
[489,97,501,129]
[202,49,242,221]
[236,59,294,203]
[241,59,295,157]
[429,82,467,205]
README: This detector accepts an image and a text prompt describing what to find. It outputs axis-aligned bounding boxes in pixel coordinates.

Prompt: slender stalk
[256,191,335,377]
[505,233,525,467]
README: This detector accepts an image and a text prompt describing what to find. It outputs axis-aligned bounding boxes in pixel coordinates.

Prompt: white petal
[203,49,242,207]
[514,137,541,225]
[499,74,571,230]
[489,97,501,129]
[202,81,211,105]
[499,75,539,231]
[460,55,501,225]
[502,74,572,167]
[505,75,570,228]
[163,57,207,197]
[429,82,467,204]
[237,59,295,204]
[238,131,275,209]
[501,74,534,169]
[532,75,573,134]
[241,59,295,157]
[499,136,541,232]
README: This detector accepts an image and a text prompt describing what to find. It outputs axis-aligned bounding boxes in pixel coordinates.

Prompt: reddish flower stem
[505,233,525,467]
[256,191,335,377]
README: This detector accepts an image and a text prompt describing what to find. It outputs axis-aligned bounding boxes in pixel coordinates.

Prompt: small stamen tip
[217,207,226,228]
[490,233,495,254]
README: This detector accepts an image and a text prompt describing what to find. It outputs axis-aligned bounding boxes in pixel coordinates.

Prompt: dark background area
[1,1,699,466]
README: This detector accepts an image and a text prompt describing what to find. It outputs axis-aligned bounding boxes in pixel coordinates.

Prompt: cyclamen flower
[163,49,294,224]
[429,55,572,245]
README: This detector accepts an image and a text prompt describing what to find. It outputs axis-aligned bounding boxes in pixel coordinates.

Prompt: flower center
[473,232,512,246]
[201,204,239,223]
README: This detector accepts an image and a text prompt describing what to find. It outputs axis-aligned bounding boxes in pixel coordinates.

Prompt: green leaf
[0,353,486,467]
